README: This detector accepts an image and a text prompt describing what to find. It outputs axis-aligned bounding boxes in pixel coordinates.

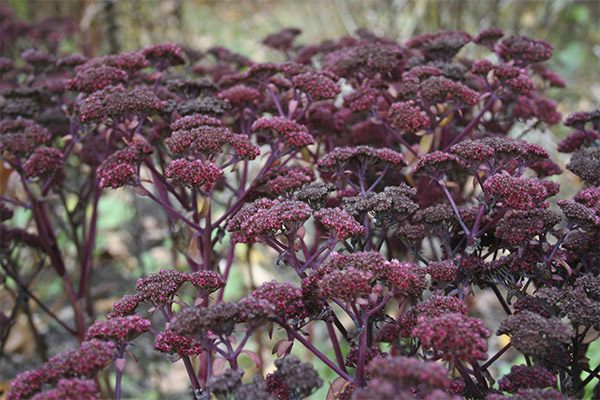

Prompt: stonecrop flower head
[251,165,315,197]
[164,159,223,189]
[251,280,306,321]
[387,100,430,134]
[154,329,203,356]
[497,311,573,358]
[66,65,127,93]
[291,71,341,100]
[251,116,314,148]
[30,378,100,400]
[0,117,51,155]
[411,313,490,363]
[136,269,188,306]
[398,295,468,337]
[350,356,455,400]
[79,86,163,122]
[85,315,151,343]
[266,356,323,400]
[142,42,186,71]
[498,35,553,65]
[318,145,406,171]
[227,198,312,243]
[343,87,379,112]
[107,294,141,319]
[97,139,154,189]
[22,147,64,178]
[314,207,365,240]
[498,365,557,394]
[495,208,561,247]
[484,173,559,210]
[217,84,262,104]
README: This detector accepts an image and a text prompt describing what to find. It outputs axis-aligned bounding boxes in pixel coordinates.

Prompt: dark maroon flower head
[266,356,323,400]
[412,313,489,362]
[252,116,314,148]
[497,311,573,358]
[498,36,553,65]
[263,28,302,51]
[171,302,241,338]
[471,59,494,75]
[296,182,336,210]
[107,294,141,319]
[21,48,55,69]
[292,72,341,100]
[484,173,558,210]
[251,166,315,197]
[413,151,461,177]
[66,65,127,93]
[170,114,222,130]
[323,42,404,77]
[495,209,561,247]
[318,145,406,171]
[420,76,480,105]
[136,269,188,306]
[558,200,600,228]
[85,315,151,343]
[187,271,226,297]
[345,346,386,368]
[142,42,186,71]
[529,158,562,178]
[0,203,14,222]
[382,259,427,298]
[252,280,306,321]
[227,198,312,243]
[165,159,223,189]
[473,28,504,47]
[318,267,374,301]
[97,139,153,189]
[22,147,64,179]
[0,117,51,155]
[398,295,468,337]
[154,329,203,356]
[426,260,459,282]
[564,109,599,130]
[30,378,99,400]
[406,30,471,61]
[567,147,600,185]
[314,207,365,240]
[0,57,14,73]
[387,100,430,133]
[499,365,557,394]
[79,86,163,122]
[217,84,262,104]
[343,87,379,112]
[557,130,599,153]
[351,356,454,399]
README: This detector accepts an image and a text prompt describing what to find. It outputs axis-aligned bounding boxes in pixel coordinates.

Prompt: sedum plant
[1,8,599,399]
